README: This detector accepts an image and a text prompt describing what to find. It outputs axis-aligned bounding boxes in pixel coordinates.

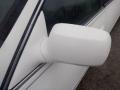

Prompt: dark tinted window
[0,0,27,47]
[43,0,102,34]
[101,0,112,6]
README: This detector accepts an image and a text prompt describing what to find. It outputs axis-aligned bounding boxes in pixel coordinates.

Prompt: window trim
[84,0,113,25]
[1,0,45,89]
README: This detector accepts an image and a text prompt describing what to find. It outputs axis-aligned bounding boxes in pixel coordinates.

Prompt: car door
[0,0,119,90]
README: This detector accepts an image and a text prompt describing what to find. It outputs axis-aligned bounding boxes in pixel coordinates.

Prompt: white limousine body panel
[0,0,119,90]
[17,0,120,90]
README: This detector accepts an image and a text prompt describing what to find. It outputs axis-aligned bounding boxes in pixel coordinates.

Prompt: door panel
[27,63,88,90]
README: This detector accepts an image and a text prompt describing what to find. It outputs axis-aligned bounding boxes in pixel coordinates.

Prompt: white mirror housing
[41,23,111,66]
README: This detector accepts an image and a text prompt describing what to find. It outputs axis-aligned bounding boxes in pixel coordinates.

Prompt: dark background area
[76,18,120,90]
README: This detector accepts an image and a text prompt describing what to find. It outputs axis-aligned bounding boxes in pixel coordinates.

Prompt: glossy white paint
[41,24,111,66]
[0,0,40,86]
[14,63,52,90]
[28,63,88,90]
[9,0,120,90]
[8,11,47,89]
[25,0,120,90]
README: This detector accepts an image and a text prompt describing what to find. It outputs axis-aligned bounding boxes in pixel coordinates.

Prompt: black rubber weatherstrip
[1,0,45,89]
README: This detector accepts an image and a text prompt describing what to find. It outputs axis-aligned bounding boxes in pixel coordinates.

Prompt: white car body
[0,0,120,90]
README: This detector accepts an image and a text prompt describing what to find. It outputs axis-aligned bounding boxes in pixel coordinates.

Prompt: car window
[43,0,112,34]
[43,0,102,34]
[101,0,112,6]
[0,0,27,47]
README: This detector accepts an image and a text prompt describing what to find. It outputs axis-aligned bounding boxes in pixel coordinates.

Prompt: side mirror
[41,23,111,66]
